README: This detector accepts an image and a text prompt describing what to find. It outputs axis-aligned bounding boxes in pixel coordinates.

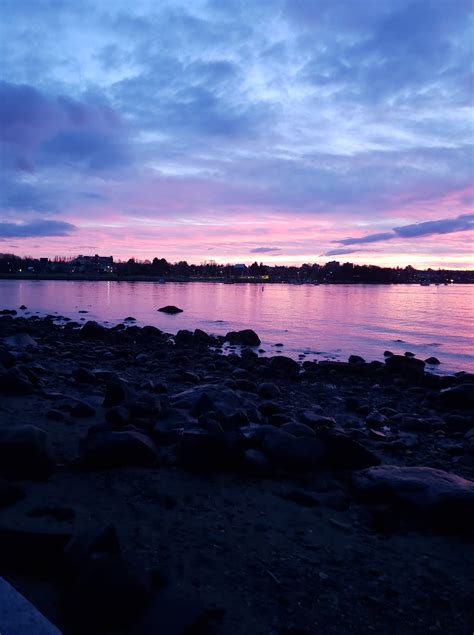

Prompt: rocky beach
[0,309,473,634]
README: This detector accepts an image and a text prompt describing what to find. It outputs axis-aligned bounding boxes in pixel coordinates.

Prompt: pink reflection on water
[1,281,473,372]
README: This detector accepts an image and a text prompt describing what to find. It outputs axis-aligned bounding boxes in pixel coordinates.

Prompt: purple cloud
[0,219,77,238]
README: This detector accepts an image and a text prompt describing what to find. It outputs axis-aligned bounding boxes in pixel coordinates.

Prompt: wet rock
[224,329,261,346]
[438,384,474,410]
[81,430,159,467]
[193,328,212,343]
[425,356,441,365]
[235,378,258,392]
[80,321,107,339]
[158,305,183,314]
[349,355,365,364]
[352,465,474,533]
[0,425,55,479]
[268,355,300,375]
[317,429,380,470]
[262,428,325,472]
[175,329,194,344]
[0,479,25,508]
[385,354,425,376]
[365,410,388,428]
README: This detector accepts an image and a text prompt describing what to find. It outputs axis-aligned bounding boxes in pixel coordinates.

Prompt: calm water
[1,280,473,373]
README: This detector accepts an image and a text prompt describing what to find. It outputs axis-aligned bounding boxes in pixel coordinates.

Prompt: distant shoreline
[0,273,472,284]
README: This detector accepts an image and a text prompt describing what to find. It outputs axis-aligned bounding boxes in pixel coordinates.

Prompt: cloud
[336,213,474,246]
[250,247,282,253]
[324,248,360,257]
[0,220,77,238]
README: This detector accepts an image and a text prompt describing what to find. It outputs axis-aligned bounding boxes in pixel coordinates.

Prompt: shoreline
[1,273,473,285]
[0,314,473,633]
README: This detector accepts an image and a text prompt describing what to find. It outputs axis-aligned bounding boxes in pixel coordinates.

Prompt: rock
[103,379,135,407]
[70,401,96,418]
[301,412,336,428]
[158,305,183,314]
[105,406,131,427]
[280,422,316,437]
[4,333,37,349]
[258,400,282,416]
[352,465,474,533]
[0,425,55,479]
[46,409,67,422]
[235,378,257,392]
[365,410,388,428]
[193,328,212,343]
[19,304,27,310]
[0,479,25,508]
[0,367,34,394]
[348,355,365,364]
[0,346,16,368]
[175,329,194,344]
[257,382,281,399]
[224,329,261,346]
[425,356,441,365]
[262,428,325,472]
[72,367,97,384]
[179,429,244,472]
[243,449,271,474]
[317,430,380,470]
[151,408,196,443]
[438,384,474,410]
[385,354,425,376]
[268,355,300,375]
[324,490,351,511]
[80,321,107,339]
[81,431,159,468]
[172,384,242,419]
[67,555,151,630]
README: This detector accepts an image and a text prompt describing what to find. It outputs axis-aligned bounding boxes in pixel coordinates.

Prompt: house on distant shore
[69,254,114,274]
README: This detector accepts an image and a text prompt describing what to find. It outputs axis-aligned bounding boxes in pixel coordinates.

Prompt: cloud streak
[0,220,77,238]
[336,214,474,247]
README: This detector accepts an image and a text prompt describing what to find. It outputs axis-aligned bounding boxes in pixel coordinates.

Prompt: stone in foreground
[352,465,474,532]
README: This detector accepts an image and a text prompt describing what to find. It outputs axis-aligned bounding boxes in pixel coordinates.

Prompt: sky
[0,0,473,268]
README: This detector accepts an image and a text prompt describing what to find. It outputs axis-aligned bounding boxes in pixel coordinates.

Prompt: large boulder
[80,321,107,340]
[352,465,474,532]
[262,428,325,472]
[179,429,244,472]
[268,356,300,375]
[385,354,425,376]
[0,425,55,479]
[81,431,159,468]
[224,329,261,346]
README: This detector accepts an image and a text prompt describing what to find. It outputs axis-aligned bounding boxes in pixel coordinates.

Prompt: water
[1,280,473,373]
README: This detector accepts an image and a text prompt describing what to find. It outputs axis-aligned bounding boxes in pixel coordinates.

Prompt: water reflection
[0,280,472,372]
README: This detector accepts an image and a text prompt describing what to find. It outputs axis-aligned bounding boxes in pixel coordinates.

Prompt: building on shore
[69,255,114,274]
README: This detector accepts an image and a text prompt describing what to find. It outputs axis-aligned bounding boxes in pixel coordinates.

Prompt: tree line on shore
[0,252,473,283]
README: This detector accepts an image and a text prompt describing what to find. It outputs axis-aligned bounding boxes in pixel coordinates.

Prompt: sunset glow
[1,0,473,267]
